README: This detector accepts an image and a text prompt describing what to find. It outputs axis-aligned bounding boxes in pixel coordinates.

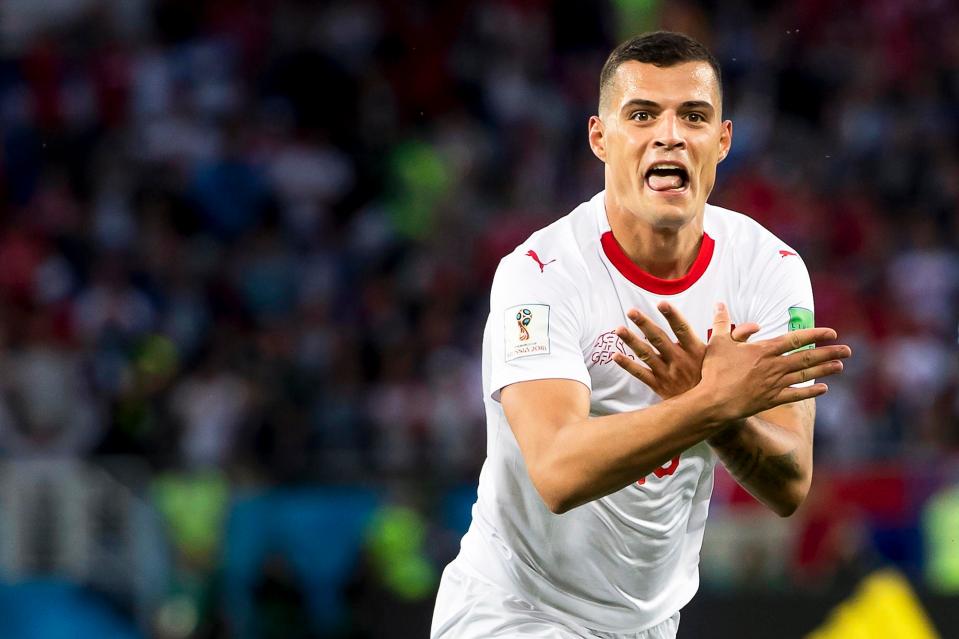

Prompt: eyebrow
[620,99,716,113]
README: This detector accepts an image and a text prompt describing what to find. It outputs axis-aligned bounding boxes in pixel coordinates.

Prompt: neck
[605,198,704,280]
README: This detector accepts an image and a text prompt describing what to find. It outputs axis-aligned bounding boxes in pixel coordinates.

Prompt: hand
[612,302,759,399]
[697,302,851,422]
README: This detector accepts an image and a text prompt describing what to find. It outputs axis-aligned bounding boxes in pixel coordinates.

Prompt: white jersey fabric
[451,191,814,634]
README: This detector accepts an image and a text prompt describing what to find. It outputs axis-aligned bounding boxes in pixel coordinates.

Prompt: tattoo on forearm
[716,442,802,489]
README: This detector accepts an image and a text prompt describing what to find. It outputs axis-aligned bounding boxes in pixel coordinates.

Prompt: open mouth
[645,163,689,192]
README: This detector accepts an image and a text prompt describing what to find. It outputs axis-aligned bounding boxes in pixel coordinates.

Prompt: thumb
[710,302,731,341]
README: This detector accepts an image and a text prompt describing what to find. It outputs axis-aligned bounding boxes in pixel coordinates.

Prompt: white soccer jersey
[454,191,814,633]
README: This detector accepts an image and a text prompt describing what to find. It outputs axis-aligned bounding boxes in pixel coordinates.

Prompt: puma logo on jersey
[526,249,556,273]
[779,250,798,258]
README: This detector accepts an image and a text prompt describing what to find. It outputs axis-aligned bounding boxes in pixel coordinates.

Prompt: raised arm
[503,303,849,514]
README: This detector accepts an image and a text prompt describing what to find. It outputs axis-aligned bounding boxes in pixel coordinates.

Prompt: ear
[717,119,732,163]
[588,115,607,162]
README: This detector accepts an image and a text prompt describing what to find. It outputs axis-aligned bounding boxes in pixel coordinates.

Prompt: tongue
[648,174,683,191]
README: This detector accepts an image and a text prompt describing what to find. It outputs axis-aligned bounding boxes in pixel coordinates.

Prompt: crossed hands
[611,301,852,422]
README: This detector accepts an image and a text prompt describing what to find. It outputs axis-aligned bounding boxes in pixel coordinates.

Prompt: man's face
[589,60,731,231]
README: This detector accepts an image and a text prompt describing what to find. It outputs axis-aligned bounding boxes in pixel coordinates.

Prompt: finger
[626,309,676,363]
[615,326,668,374]
[772,383,829,406]
[730,322,760,343]
[781,360,844,386]
[612,352,657,387]
[657,302,702,351]
[709,302,731,341]
[769,327,840,355]
[780,344,852,373]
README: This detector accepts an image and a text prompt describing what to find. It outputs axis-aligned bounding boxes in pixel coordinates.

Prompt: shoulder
[493,198,596,293]
[705,203,810,282]
[705,204,791,254]
[705,206,814,324]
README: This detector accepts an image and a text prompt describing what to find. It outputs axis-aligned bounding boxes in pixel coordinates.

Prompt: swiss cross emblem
[588,331,634,366]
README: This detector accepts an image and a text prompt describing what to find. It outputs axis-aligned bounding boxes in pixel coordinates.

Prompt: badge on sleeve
[787,306,814,351]
[504,304,550,361]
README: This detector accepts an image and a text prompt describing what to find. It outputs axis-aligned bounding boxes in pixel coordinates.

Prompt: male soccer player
[431,31,851,638]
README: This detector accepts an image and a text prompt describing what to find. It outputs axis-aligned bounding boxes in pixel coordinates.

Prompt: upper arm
[500,378,590,468]
[501,378,591,512]
[746,242,815,346]
[744,238,818,449]
[487,249,591,402]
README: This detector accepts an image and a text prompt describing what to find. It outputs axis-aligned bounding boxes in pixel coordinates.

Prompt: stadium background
[0,0,957,637]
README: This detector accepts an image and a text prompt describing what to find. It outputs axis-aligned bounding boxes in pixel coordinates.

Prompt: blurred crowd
[0,0,958,636]
[2,0,958,475]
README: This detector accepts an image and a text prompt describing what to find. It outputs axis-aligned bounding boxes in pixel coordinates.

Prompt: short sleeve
[745,248,816,385]
[488,253,591,401]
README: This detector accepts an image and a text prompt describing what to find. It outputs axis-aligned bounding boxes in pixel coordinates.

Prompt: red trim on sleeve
[600,231,715,295]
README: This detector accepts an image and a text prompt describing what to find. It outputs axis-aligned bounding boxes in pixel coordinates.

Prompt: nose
[653,113,685,151]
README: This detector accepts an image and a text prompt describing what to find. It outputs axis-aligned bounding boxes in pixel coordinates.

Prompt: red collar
[600,231,715,295]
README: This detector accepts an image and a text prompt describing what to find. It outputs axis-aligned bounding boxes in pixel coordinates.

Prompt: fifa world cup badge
[517,308,532,341]
[505,304,550,361]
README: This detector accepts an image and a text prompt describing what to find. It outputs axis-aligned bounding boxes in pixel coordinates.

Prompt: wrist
[683,383,732,436]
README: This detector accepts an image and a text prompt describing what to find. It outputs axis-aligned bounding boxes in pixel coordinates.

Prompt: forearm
[707,403,814,516]
[533,387,725,513]
[506,309,840,514]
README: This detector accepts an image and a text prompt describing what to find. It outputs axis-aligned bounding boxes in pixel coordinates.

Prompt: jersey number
[636,455,680,486]
[631,322,732,487]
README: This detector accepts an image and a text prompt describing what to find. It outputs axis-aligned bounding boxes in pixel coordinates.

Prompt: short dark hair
[599,31,722,113]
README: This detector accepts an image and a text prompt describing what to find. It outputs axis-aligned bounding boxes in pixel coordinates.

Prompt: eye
[631,111,651,122]
[685,112,705,123]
